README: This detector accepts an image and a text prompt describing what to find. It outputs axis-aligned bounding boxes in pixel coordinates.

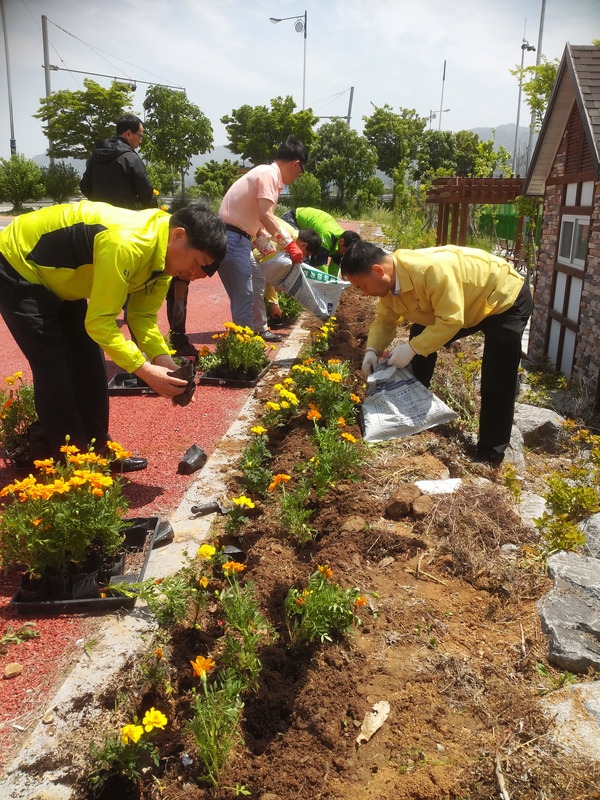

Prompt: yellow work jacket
[366,245,524,357]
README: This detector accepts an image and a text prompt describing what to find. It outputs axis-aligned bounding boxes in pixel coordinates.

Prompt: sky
[0,0,598,161]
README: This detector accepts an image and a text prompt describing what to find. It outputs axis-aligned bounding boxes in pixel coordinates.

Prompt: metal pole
[1,0,16,154]
[512,40,535,176]
[346,86,354,126]
[525,0,546,171]
[438,60,446,131]
[302,10,307,110]
[42,15,54,161]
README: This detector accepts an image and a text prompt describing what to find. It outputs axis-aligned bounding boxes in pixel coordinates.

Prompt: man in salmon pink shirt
[218,135,308,342]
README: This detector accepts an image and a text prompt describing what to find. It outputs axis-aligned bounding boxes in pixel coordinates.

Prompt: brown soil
[40,287,600,799]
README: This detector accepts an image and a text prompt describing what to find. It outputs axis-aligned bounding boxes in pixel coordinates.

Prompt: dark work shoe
[174,342,199,360]
[110,455,148,473]
[259,330,283,343]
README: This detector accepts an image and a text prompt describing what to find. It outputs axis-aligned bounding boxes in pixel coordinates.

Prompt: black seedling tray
[198,364,270,389]
[108,373,156,396]
[11,517,160,614]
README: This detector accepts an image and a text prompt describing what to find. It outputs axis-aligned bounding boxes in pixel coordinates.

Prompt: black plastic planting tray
[11,517,159,614]
[198,363,270,389]
[108,372,156,396]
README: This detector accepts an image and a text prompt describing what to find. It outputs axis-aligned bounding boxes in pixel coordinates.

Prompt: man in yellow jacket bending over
[341,241,533,465]
[0,201,226,469]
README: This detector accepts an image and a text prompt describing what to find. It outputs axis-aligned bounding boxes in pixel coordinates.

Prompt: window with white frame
[557,214,590,269]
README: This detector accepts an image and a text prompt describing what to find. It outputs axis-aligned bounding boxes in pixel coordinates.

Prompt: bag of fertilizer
[361,360,457,442]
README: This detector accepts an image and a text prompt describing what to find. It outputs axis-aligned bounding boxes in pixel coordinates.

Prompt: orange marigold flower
[341,432,357,443]
[222,560,246,575]
[190,655,215,679]
[295,596,305,606]
[355,596,367,607]
[337,417,346,427]
[155,647,164,660]
[307,408,321,421]
[350,393,361,403]
[317,564,333,580]
[268,473,292,491]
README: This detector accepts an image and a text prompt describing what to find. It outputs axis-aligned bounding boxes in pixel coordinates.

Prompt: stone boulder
[537,550,600,673]
[513,404,566,453]
[580,513,600,560]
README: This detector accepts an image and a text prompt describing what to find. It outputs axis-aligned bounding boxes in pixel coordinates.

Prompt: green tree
[289,172,322,208]
[510,56,560,130]
[221,96,317,165]
[310,121,378,207]
[0,154,45,211]
[41,160,80,203]
[363,105,426,177]
[34,79,133,160]
[194,159,240,202]
[146,161,178,197]
[412,130,456,183]
[142,86,213,201]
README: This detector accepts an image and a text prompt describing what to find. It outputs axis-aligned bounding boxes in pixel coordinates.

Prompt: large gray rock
[537,551,600,672]
[517,490,547,528]
[505,425,526,470]
[542,682,600,761]
[513,404,566,453]
[580,513,600,559]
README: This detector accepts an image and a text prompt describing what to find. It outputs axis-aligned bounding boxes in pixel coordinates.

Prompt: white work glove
[362,349,378,376]
[388,342,416,369]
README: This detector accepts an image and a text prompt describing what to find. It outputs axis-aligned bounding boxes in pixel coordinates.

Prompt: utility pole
[526,0,546,172]
[42,15,54,160]
[1,0,17,154]
[438,60,447,131]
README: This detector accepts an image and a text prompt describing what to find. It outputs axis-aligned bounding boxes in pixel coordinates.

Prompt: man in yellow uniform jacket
[341,241,533,465]
[0,201,226,469]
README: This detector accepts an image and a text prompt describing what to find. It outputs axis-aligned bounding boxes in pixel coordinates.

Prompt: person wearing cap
[0,201,226,471]
[218,135,308,343]
[341,241,532,465]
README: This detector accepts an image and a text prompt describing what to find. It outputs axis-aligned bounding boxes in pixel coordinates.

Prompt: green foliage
[223,496,255,538]
[0,154,45,210]
[207,323,270,375]
[0,371,37,453]
[290,357,358,424]
[118,569,202,630]
[34,78,133,160]
[289,171,322,207]
[277,478,315,546]
[535,662,577,695]
[307,421,364,495]
[240,431,273,498]
[284,566,363,647]
[40,160,80,203]
[145,160,178,196]
[430,349,482,432]
[221,95,317,165]
[363,104,426,178]
[0,622,39,649]
[510,56,560,131]
[194,159,240,201]
[143,86,213,197]
[311,120,378,207]
[502,462,523,503]
[273,292,303,323]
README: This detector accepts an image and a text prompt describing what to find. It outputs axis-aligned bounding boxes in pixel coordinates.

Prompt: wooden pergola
[426,177,525,249]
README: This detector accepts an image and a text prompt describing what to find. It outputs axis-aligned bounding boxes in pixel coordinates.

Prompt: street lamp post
[429,108,450,129]
[511,38,536,176]
[269,10,307,110]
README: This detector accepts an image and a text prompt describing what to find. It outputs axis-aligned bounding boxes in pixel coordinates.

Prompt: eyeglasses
[297,161,305,174]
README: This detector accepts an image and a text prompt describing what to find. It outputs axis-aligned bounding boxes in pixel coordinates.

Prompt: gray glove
[388,342,415,369]
[362,349,378,376]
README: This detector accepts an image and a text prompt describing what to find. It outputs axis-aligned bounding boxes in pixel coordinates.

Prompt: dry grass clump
[414,485,547,599]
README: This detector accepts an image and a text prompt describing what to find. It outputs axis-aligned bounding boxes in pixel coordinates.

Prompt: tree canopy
[194,159,241,202]
[510,56,560,131]
[363,105,426,178]
[0,155,45,210]
[310,121,378,207]
[221,96,317,165]
[34,79,134,159]
[142,86,213,198]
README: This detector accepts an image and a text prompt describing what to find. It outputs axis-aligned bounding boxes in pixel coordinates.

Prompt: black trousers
[409,281,533,460]
[0,254,109,460]
[166,276,190,348]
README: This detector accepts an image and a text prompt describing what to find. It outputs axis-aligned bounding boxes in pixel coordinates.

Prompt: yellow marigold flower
[317,564,333,580]
[199,575,209,588]
[337,417,346,427]
[91,488,104,497]
[190,655,216,679]
[60,444,80,455]
[211,333,219,339]
[327,358,341,365]
[222,560,246,575]
[268,473,292,491]
[279,388,298,404]
[33,457,55,469]
[355,596,367,607]
[326,371,342,383]
[307,408,321,421]
[13,371,22,379]
[265,401,280,411]
[31,518,42,527]
[251,425,267,435]
[155,647,164,660]
[280,400,290,409]
[199,345,210,357]
[121,724,144,745]
[305,386,315,393]
[106,440,131,460]
[350,393,361,403]
[198,543,216,560]
[153,188,159,196]
[274,383,284,391]
[341,432,357,443]
[4,376,15,386]
[283,377,294,385]
[232,495,255,508]
[142,707,168,732]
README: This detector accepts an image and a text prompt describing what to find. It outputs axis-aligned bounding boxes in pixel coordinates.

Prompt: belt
[225,224,251,241]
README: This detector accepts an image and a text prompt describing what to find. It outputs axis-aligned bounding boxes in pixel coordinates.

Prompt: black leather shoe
[259,330,283,342]
[110,456,148,473]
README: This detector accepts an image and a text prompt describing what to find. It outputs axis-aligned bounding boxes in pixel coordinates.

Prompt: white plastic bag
[261,253,349,319]
[361,361,457,442]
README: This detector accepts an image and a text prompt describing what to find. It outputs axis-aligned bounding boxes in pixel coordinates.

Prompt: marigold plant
[0,371,37,454]
[200,322,270,376]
